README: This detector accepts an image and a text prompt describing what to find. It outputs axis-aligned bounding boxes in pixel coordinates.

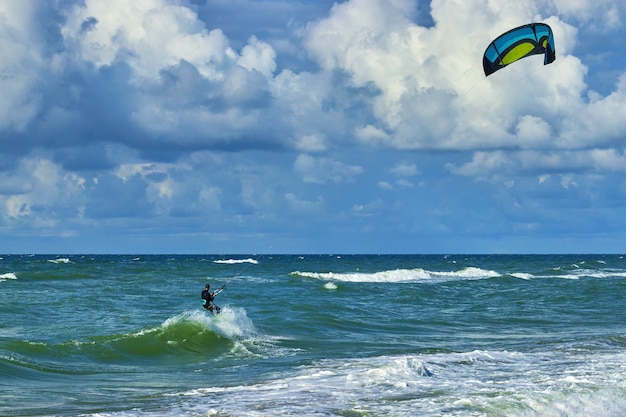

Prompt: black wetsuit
[201,289,220,313]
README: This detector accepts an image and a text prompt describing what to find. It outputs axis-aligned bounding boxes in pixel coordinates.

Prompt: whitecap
[162,308,257,340]
[292,266,500,283]
[324,282,338,290]
[48,258,71,264]
[511,272,534,280]
[0,272,17,282]
[213,258,259,265]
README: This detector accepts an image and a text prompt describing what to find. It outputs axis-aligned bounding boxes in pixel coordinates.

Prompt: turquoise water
[1,254,626,416]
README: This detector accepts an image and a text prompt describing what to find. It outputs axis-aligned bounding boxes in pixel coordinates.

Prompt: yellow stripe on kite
[501,43,536,65]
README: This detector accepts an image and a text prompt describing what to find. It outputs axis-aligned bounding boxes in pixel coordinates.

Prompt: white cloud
[2,0,626,253]
[351,198,384,217]
[302,0,625,153]
[294,134,328,153]
[590,148,626,172]
[15,0,621,156]
[447,151,510,178]
[390,161,419,177]
[238,36,277,78]
[449,148,626,184]
[115,163,173,181]
[552,0,624,31]
[355,125,390,145]
[396,178,415,187]
[0,1,44,131]
[560,175,577,189]
[197,185,222,211]
[285,192,325,212]
[1,157,86,226]
[304,0,435,135]
[62,0,279,83]
[560,74,626,147]
[5,195,30,219]
[293,154,364,184]
[516,115,552,144]
[62,0,236,81]
[58,0,283,143]
[378,181,393,190]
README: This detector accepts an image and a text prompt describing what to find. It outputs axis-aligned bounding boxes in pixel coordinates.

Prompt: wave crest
[214,258,258,265]
[47,258,72,264]
[291,267,500,283]
[0,272,17,282]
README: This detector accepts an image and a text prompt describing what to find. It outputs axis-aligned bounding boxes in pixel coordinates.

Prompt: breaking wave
[291,267,500,283]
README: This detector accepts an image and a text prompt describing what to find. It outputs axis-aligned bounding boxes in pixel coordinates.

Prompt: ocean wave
[0,272,17,282]
[324,282,338,290]
[102,308,259,360]
[510,272,534,280]
[5,308,259,367]
[9,345,626,417]
[160,308,257,341]
[47,258,72,264]
[214,258,259,265]
[515,268,626,280]
[0,353,67,382]
[165,347,626,417]
[291,267,500,283]
[568,269,626,279]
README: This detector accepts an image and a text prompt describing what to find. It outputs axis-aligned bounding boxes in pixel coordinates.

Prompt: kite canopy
[483,23,555,77]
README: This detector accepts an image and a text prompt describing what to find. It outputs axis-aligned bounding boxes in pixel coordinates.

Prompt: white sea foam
[162,308,257,340]
[292,266,500,283]
[48,257,71,264]
[324,282,338,290]
[154,348,626,417]
[213,258,259,265]
[0,272,17,282]
[539,268,626,280]
[72,346,626,417]
[513,268,626,281]
[511,272,534,280]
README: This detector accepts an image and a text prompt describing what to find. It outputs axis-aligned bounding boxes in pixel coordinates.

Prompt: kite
[483,23,555,77]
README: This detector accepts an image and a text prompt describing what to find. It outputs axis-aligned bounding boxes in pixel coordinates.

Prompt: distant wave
[293,265,626,283]
[0,272,17,282]
[214,258,259,265]
[291,267,500,283]
[510,273,534,280]
[511,268,626,280]
[48,258,72,264]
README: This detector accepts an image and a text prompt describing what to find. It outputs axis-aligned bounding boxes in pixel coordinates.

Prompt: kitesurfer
[201,283,221,314]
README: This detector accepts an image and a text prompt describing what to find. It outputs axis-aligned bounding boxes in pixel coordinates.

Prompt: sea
[1,254,626,417]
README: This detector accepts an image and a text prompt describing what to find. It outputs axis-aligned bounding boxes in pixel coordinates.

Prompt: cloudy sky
[1,0,626,254]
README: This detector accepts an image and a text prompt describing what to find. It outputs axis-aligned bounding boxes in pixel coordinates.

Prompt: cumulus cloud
[1,0,626,252]
[293,154,364,184]
[0,1,46,132]
[4,0,624,156]
[301,0,626,155]
[62,0,235,80]
[1,156,86,226]
[390,161,419,177]
[448,148,626,183]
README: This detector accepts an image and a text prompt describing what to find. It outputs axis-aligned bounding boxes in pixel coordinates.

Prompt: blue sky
[1,0,626,254]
